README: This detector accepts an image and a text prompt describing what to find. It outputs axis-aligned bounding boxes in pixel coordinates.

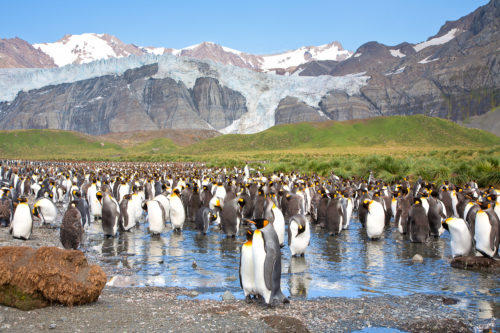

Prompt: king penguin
[474,205,499,258]
[33,196,58,226]
[221,197,245,237]
[362,199,385,240]
[408,198,430,243]
[264,198,285,247]
[195,206,217,234]
[143,200,166,235]
[10,196,33,240]
[240,229,257,302]
[169,188,186,231]
[97,191,120,237]
[60,201,84,249]
[288,214,310,257]
[120,194,136,231]
[250,218,289,306]
[442,217,472,258]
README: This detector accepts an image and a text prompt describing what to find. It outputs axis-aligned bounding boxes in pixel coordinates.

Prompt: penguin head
[442,217,453,231]
[18,196,28,204]
[237,197,245,207]
[96,191,103,203]
[32,206,39,217]
[173,188,180,196]
[245,230,253,242]
[142,202,148,211]
[72,189,81,198]
[361,199,371,209]
[413,198,421,205]
[210,212,218,221]
[248,218,269,229]
[69,200,78,208]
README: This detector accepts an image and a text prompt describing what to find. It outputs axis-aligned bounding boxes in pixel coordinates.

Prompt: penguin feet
[245,295,253,304]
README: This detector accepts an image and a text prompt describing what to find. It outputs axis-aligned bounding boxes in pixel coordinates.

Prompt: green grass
[1,116,499,186]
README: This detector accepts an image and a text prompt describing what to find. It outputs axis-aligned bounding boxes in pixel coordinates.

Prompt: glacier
[0,53,369,134]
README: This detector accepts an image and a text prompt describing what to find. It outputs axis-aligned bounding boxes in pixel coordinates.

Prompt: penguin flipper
[263,249,277,292]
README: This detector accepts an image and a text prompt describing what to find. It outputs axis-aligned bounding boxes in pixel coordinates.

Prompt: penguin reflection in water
[240,218,289,306]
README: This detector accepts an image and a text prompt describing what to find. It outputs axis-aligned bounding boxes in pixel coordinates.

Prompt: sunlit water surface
[85,214,499,329]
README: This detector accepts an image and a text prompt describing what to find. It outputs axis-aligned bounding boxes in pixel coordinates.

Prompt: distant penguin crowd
[0,160,499,306]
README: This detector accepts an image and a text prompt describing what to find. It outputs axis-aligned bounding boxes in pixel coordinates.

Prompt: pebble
[226,275,237,282]
[192,261,198,269]
[358,309,364,314]
[412,254,424,263]
[49,323,57,329]
[189,291,199,297]
[221,291,235,301]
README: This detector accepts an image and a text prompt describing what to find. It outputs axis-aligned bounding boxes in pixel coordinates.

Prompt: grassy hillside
[184,115,500,153]
[0,129,124,160]
[0,116,499,186]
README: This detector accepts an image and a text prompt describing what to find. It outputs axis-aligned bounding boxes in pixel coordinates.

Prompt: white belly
[169,197,185,230]
[252,233,271,303]
[148,202,164,234]
[11,205,32,239]
[240,245,256,296]
[272,207,285,246]
[366,202,385,239]
[475,211,495,257]
[289,222,310,256]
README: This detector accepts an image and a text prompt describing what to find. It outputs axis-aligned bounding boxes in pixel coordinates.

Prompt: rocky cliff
[0,64,248,135]
[0,38,55,68]
[300,0,500,125]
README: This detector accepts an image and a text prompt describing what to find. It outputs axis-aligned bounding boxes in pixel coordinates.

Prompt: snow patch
[354,53,362,58]
[413,28,460,52]
[389,49,405,58]
[384,67,405,76]
[34,33,126,66]
[418,56,439,64]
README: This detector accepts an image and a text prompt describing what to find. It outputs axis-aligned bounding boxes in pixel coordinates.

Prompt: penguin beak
[246,220,256,225]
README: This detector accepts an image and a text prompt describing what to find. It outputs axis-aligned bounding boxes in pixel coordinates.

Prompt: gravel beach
[0,226,491,333]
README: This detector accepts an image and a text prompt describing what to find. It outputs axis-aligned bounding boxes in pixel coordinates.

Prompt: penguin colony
[0,160,499,304]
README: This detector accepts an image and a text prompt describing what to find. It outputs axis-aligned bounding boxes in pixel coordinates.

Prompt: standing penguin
[33,197,58,226]
[60,201,84,249]
[264,200,285,247]
[143,200,166,235]
[325,193,344,236]
[221,197,245,237]
[408,199,430,243]
[427,191,446,237]
[240,230,256,302]
[288,214,310,257]
[362,199,385,240]
[0,189,13,227]
[97,191,120,237]
[10,197,33,240]
[169,188,186,231]
[250,218,289,306]
[442,217,472,258]
[72,190,90,228]
[474,206,499,258]
[119,194,136,231]
[195,207,218,234]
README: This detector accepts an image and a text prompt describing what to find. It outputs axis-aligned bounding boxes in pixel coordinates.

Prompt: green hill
[184,115,500,153]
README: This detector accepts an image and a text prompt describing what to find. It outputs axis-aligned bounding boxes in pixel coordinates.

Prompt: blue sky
[0,0,488,54]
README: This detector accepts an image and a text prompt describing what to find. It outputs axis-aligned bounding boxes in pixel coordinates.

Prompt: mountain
[0,57,366,134]
[33,33,145,66]
[0,0,498,135]
[27,33,353,73]
[0,37,55,68]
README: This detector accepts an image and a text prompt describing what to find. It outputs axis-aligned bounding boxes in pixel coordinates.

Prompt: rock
[49,323,56,329]
[188,291,199,297]
[225,275,237,282]
[0,246,107,310]
[221,291,235,301]
[450,256,500,271]
[275,96,329,125]
[191,260,197,269]
[412,254,424,263]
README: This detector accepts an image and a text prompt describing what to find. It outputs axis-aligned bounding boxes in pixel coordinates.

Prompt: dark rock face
[192,77,247,130]
[303,0,500,128]
[275,97,329,125]
[0,65,247,135]
[0,246,106,310]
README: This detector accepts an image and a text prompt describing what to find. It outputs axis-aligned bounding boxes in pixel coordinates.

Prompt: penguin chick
[195,207,217,235]
[60,201,84,249]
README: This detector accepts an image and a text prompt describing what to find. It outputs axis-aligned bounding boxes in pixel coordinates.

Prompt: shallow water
[85,214,499,329]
